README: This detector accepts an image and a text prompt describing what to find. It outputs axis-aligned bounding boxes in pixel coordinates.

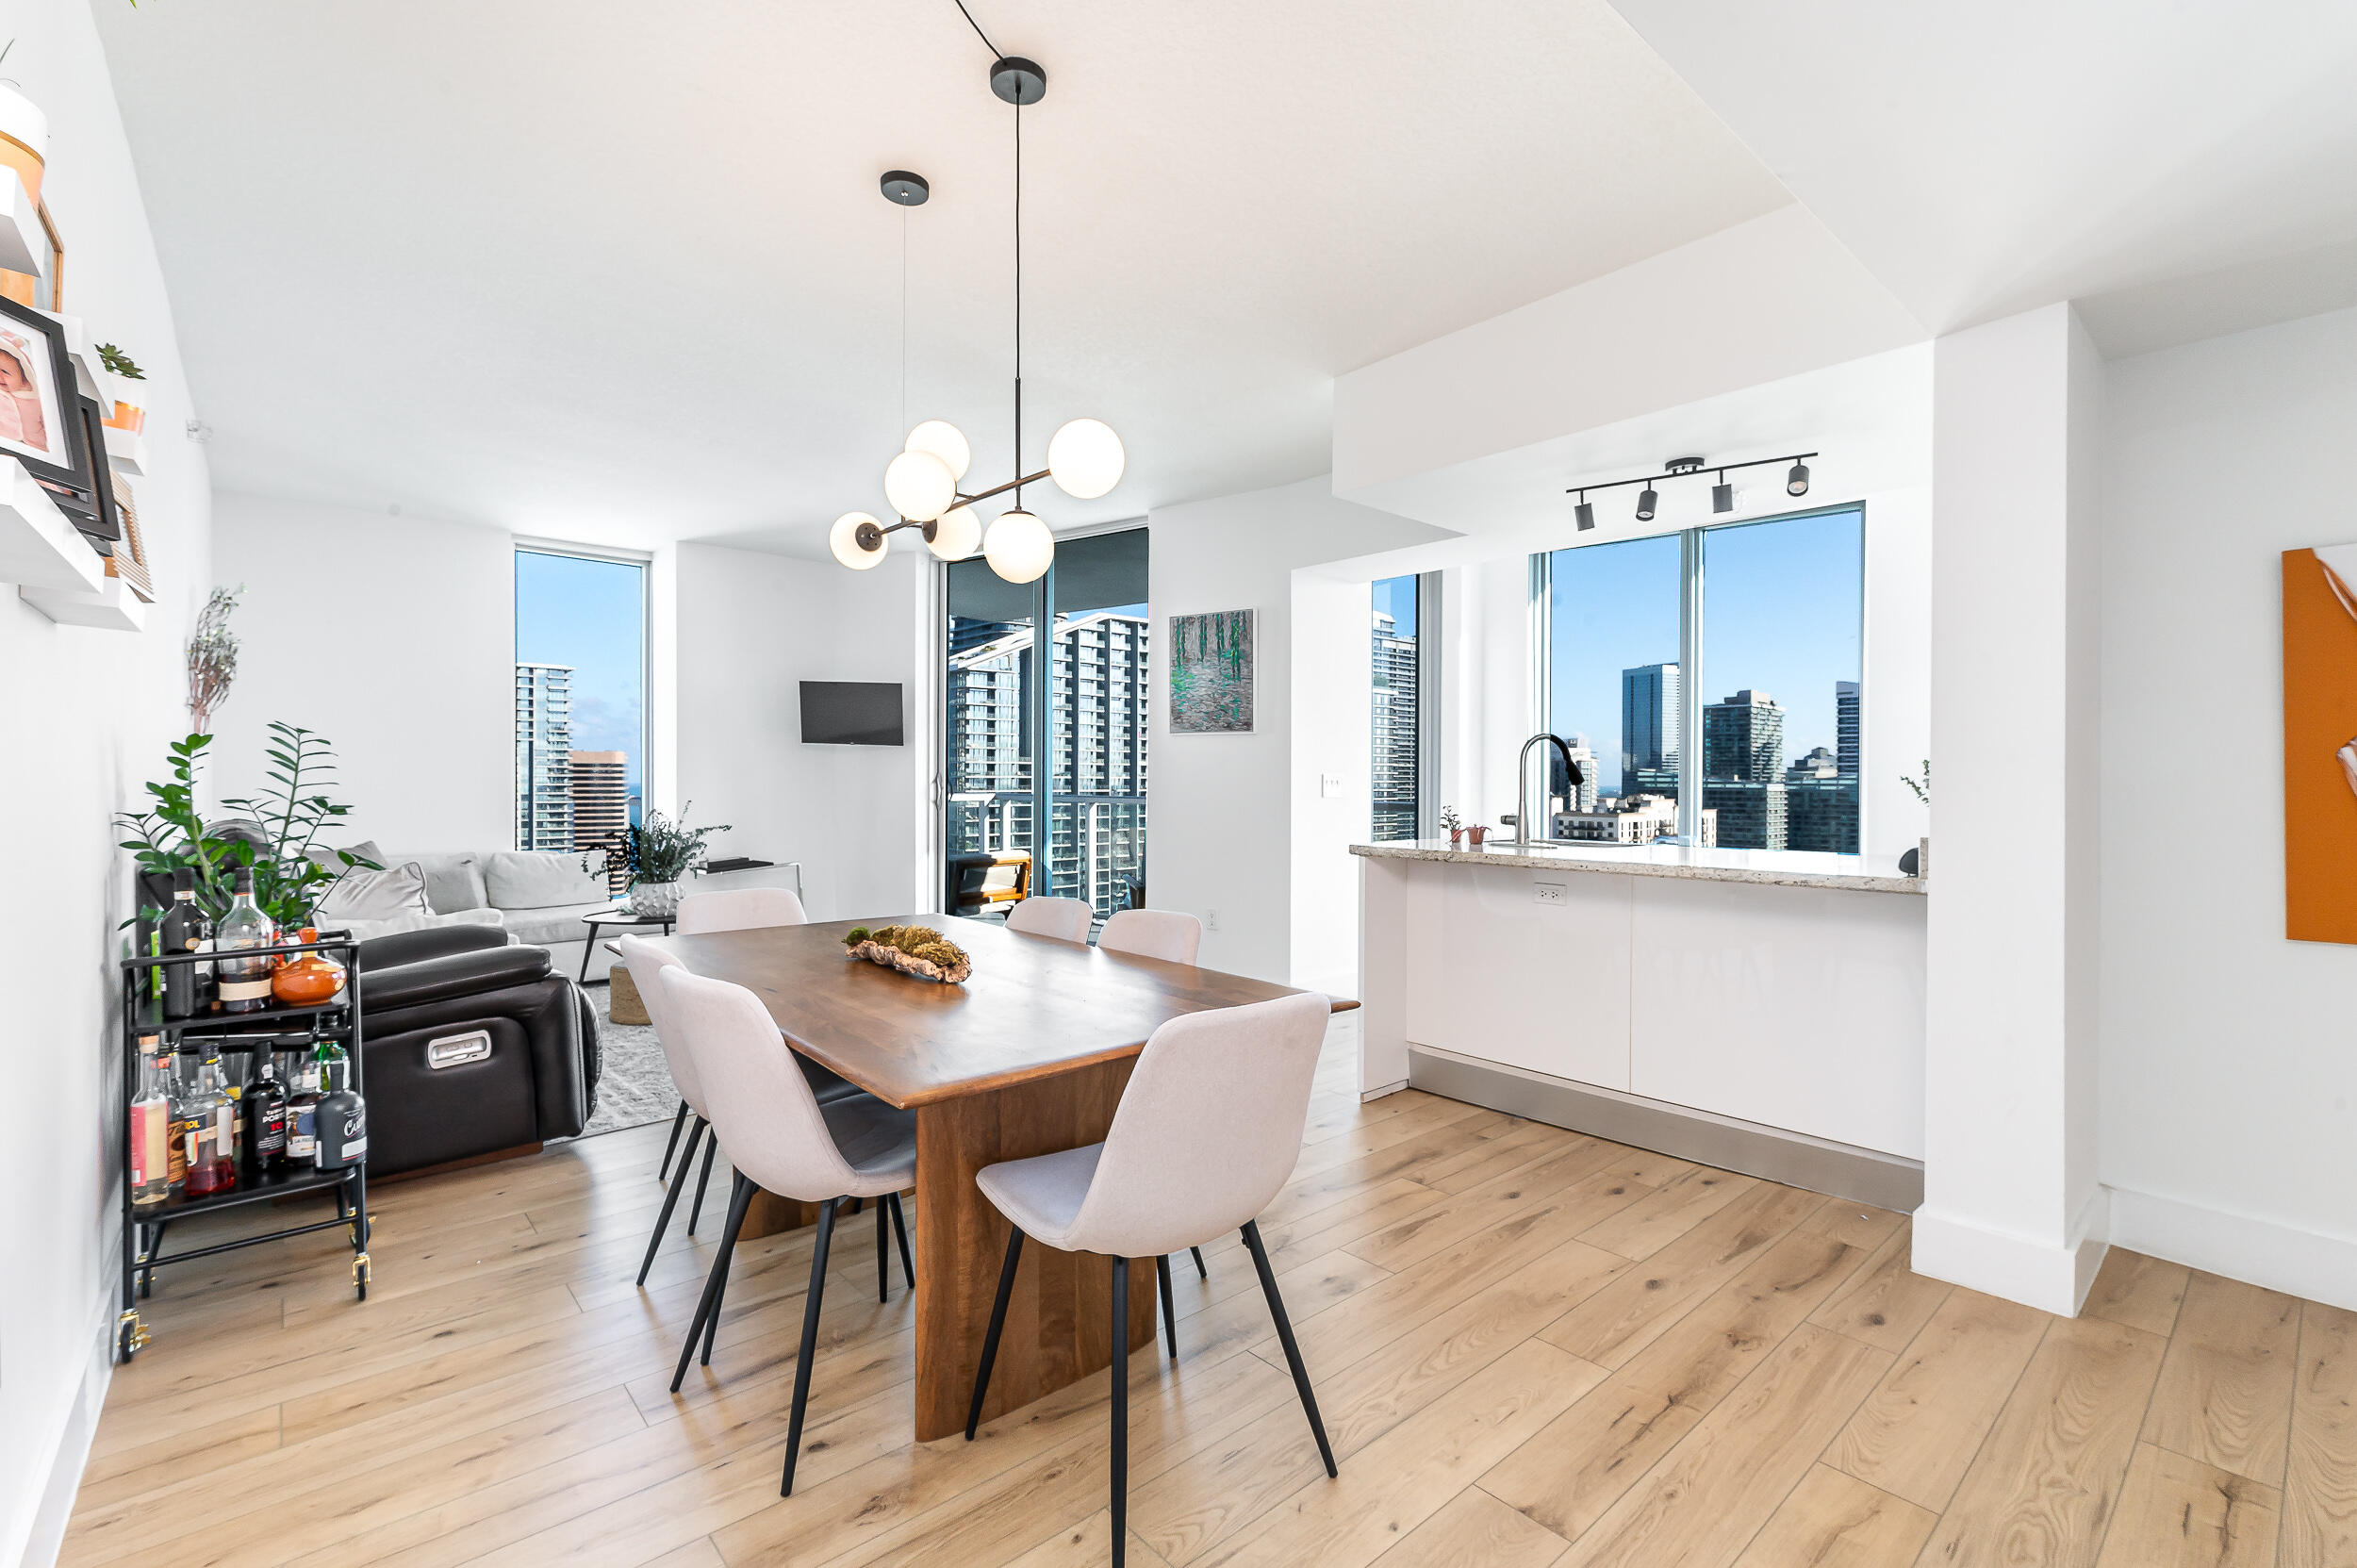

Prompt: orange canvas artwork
[2283,547,2357,943]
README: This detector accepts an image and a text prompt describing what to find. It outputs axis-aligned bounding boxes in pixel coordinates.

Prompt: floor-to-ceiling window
[1539,504,1862,850]
[514,548,649,881]
[1370,573,1424,841]
[944,528,1147,920]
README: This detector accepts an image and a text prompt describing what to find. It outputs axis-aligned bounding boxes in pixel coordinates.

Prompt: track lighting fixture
[1561,451,1819,532]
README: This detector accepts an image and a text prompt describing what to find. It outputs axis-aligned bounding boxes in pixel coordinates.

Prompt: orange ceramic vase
[272,929,347,1006]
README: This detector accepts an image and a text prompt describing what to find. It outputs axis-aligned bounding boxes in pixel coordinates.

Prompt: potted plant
[97,342,145,433]
[1440,805,1463,846]
[1902,760,1930,875]
[1466,822,1489,848]
[590,803,733,918]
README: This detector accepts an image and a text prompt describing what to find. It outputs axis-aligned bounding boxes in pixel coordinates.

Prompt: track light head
[1635,487,1657,523]
[1712,476,1734,514]
[1574,493,1595,532]
[1787,460,1810,497]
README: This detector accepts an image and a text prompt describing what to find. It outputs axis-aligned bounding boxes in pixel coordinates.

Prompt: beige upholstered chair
[657,966,918,1496]
[1004,895,1094,943]
[676,885,809,933]
[1097,908,1202,966]
[619,936,729,1282]
[964,992,1338,1562]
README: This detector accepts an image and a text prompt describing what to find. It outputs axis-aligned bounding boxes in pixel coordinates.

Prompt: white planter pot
[629,881,682,918]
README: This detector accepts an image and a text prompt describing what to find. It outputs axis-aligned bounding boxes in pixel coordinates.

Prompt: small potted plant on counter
[1440,805,1463,846]
[1466,821,1489,848]
[1902,760,1930,875]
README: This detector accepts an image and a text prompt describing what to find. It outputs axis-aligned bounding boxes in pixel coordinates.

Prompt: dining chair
[657,966,918,1495]
[964,992,1338,1564]
[651,883,858,1194]
[1096,908,1211,1284]
[1004,895,1095,943]
[618,936,731,1284]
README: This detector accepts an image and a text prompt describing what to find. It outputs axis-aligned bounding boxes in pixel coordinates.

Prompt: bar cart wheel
[353,1251,371,1299]
[118,1310,149,1361]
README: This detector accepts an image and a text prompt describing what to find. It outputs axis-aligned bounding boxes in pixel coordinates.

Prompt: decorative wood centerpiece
[843,924,972,984]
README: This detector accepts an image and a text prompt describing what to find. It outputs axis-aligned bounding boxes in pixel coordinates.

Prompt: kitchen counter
[1350,838,1924,895]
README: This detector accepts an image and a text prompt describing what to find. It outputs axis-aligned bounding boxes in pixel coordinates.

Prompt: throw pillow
[328,906,509,942]
[403,851,491,914]
[307,839,387,875]
[315,859,430,922]
[482,850,609,909]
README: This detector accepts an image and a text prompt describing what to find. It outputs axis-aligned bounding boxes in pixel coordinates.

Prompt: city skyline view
[516,550,648,793]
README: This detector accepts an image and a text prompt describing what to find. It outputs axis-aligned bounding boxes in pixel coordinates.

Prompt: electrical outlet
[1205,908,1221,932]
[1533,881,1568,907]
[1320,773,1343,799]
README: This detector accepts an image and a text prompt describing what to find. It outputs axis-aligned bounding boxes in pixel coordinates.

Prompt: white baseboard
[2108,1186,2357,1313]
[1360,1079,1409,1102]
[1911,1190,2109,1317]
[16,1293,114,1568]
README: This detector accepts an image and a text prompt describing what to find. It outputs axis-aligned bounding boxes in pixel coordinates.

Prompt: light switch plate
[1533,881,1568,906]
[1320,773,1343,799]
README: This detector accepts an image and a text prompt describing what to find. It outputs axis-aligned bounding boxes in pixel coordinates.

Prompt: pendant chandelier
[830,37,1124,585]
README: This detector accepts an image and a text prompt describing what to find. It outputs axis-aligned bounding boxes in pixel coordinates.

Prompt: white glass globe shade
[904,419,972,483]
[829,511,887,570]
[1047,417,1126,500]
[983,508,1054,584]
[883,449,956,522]
[927,504,981,561]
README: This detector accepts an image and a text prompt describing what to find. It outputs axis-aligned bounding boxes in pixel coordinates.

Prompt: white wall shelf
[0,457,105,593]
[0,167,45,285]
[105,426,147,476]
[21,572,147,631]
[45,311,106,405]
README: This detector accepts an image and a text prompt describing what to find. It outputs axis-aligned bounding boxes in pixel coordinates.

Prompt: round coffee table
[579,906,674,982]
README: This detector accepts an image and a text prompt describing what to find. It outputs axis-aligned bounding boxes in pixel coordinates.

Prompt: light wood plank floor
[65,1020,2353,1567]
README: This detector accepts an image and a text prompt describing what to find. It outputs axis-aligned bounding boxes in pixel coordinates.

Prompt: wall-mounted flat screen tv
[800,681,904,746]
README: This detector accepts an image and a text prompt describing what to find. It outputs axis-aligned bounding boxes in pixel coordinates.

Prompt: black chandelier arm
[1563,451,1818,496]
[955,468,1052,507]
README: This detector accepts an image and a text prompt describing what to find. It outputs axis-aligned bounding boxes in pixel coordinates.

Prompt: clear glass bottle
[181,1054,238,1197]
[163,1051,190,1196]
[129,1036,173,1210]
[214,869,275,1015]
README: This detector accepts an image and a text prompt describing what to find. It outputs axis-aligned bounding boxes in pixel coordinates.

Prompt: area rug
[573,983,679,1140]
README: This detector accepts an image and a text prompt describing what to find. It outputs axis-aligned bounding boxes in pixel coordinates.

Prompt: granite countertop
[1350,838,1926,895]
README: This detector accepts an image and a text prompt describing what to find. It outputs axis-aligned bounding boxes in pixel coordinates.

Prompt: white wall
[674,541,928,920]
[1287,570,1374,997]
[211,494,514,850]
[2099,304,2357,1310]
[1146,476,1450,984]
[0,4,215,1560]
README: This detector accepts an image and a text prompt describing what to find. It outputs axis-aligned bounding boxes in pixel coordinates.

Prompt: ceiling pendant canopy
[831,28,1125,584]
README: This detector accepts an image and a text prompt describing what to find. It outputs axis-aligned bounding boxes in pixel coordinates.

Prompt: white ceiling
[91,0,1792,556]
[1607,0,2357,351]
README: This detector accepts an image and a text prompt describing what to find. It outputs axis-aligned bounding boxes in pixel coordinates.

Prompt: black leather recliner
[354,924,602,1176]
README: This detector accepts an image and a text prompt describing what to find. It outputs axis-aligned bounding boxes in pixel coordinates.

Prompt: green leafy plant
[841,926,872,948]
[96,342,145,379]
[1902,760,1931,808]
[585,802,732,888]
[1439,805,1463,834]
[116,725,376,928]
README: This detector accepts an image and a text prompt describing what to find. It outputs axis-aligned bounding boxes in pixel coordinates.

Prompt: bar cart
[117,931,371,1360]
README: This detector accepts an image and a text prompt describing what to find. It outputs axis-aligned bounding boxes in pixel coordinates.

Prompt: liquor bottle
[180,1055,237,1197]
[163,1052,189,1195]
[160,868,203,1018]
[245,1053,290,1179]
[214,869,275,1015]
[315,1066,368,1172]
[312,1034,351,1095]
[128,1036,173,1210]
[286,1055,322,1167]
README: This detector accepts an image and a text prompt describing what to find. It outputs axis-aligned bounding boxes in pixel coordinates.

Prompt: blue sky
[516,551,647,788]
[1548,507,1862,792]
[1373,574,1419,636]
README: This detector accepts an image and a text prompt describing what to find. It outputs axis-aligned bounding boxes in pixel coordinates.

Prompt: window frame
[1530,501,1866,850]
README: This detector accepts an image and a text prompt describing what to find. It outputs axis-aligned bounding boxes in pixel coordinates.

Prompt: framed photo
[108,477,153,601]
[1169,609,1256,734]
[0,294,94,499]
[51,394,121,546]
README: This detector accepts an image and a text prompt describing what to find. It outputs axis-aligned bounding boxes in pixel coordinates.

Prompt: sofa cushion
[308,838,387,875]
[404,852,491,914]
[317,859,431,923]
[333,906,508,943]
[483,850,608,911]
[501,900,618,946]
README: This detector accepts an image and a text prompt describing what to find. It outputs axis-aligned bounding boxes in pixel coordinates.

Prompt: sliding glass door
[944,528,1148,921]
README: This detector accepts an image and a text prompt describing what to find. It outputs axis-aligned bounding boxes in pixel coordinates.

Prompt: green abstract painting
[1169,609,1255,734]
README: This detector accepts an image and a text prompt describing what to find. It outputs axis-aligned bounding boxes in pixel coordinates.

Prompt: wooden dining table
[638,913,1357,1442]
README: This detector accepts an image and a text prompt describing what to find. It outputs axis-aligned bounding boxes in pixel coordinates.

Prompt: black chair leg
[1191,1245,1208,1279]
[688,1132,718,1234]
[876,1196,890,1302]
[672,1172,754,1391]
[1157,1254,1178,1361]
[636,1118,703,1288]
[656,1098,689,1182]
[1111,1255,1129,1568]
[888,1193,915,1290]
[701,1173,755,1366]
[964,1226,1026,1439]
[1241,1220,1336,1477]
[781,1197,840,1496]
